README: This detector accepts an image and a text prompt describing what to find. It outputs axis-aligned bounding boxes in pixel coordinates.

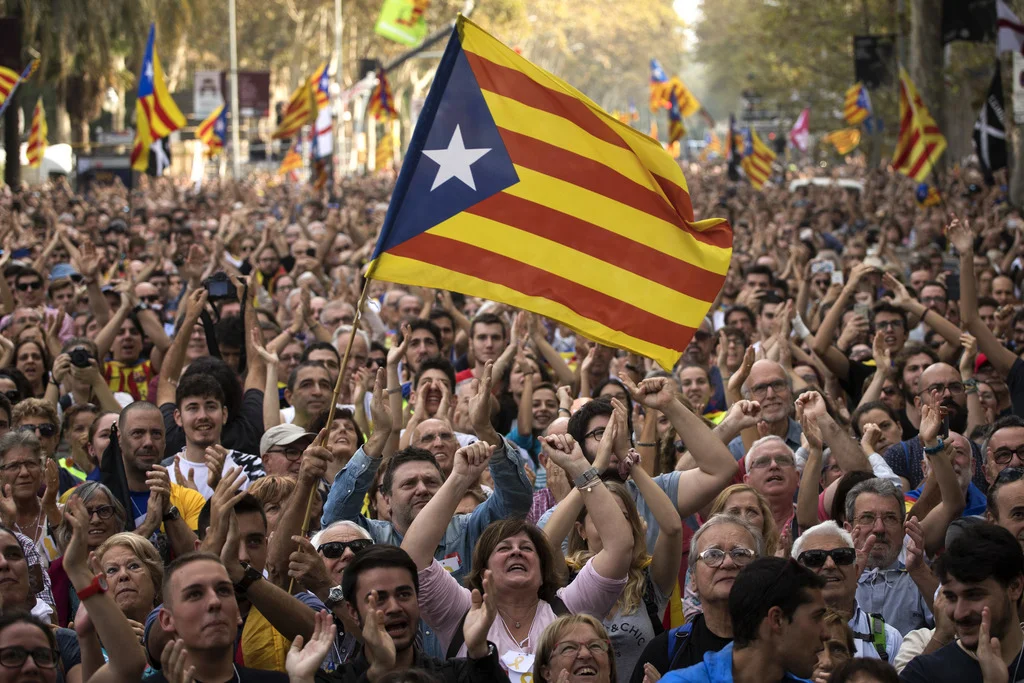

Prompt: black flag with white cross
[974,61,1007,185]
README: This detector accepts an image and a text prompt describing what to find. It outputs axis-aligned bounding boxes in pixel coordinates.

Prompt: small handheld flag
[131,25,186,172]
[843,83,872,126]
[915,183,941,207]
[893,67,947,182]
[26,98,46,168]
[272,81,317,140]
[739,128,776,190]
[0,60,38,118]
[196,104,228,157]
[367,17,732,370]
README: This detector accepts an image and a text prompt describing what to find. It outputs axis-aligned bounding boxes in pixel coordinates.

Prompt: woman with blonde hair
[544,421,682,683]
[536,614,616,683]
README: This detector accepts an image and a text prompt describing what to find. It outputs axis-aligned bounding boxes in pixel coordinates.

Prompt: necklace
[14,507,42,545]
[499,614,530,649]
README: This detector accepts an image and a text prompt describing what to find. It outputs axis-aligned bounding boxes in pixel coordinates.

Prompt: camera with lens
[203,272,235,301]
[69,348,92,368]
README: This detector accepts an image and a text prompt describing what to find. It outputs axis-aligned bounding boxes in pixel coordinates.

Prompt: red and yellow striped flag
[823,128,861,155]
[367,16,732,369]
[843,82,870,126]
[272,81,317,140]
[893,67,946,182]
[0,67,18,109]
[740,128,775,190]
[26,98,46,168]
[278,141,303,176]
[131,25,186,172]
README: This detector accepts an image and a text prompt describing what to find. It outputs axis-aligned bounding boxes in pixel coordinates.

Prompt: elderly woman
[632,514,764,683]
[535,614,616,683]
[48,482,127,627]
[402,436,632,674]
[0,431,62,563]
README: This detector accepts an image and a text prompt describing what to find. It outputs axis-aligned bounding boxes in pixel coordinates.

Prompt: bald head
[411,418,457,475]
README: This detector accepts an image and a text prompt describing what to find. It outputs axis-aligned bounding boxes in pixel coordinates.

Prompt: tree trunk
[909,0,944,172]
[53,78,71,145]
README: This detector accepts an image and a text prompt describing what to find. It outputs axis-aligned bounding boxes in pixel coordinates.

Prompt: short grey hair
[744,435,792,473]
[0,431,42,462]
[310,520,372,549]
[740,361,792,400]
[54,482,127,551]
[791,520,854,559]
[844,478,905,527]
[332,325,369,352]
[688,513,765,568]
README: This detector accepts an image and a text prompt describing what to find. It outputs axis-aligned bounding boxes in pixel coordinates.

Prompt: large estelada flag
[893,67,946,182]
[197,103,228,157]
[740,128,775,190]
[843,82,871,126]
[26,98,47,167]
[272,80,317,140]
[367,16,732,368]
[131,24,186,172]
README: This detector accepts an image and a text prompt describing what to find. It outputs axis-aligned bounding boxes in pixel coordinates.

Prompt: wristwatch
[924,438,945,456]
[77,573,108,601]
[234,561,263,594]
[324,585,345,609]
[163,506,180,523]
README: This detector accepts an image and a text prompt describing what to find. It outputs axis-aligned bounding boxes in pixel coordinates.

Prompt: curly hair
[566,481,648,615]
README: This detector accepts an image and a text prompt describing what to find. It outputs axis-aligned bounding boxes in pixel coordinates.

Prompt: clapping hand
[363,591,397,680]
[463,569,497,659]
[160,639,196,683]
[287,610,337,683]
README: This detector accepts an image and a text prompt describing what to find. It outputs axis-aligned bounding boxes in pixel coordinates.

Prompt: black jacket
[315,642,509,683]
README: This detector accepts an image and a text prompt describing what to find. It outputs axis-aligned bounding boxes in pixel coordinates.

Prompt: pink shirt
[418,556,627,661]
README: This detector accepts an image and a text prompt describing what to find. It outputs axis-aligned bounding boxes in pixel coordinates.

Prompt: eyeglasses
[993,446,1024,466]
[920,296,946,305]
[881,386,900,396]
[85,505,116,520]
[266,446,304,461]
[15,281,41,292]
[584,427,605,441]
[749,379,788,399]
[797,547,856,568]
[0,460,41,473]
[139,295,160,304]
[17,423,56,438]
[854,512,901,527]
[749,454,796,469]
[696,546,756,568]
[693,330,710,342]
[552,640,611,658]
[0,646,59,669]
[875,320,905,331]
[318,539,373,558]
[919,382,965,398]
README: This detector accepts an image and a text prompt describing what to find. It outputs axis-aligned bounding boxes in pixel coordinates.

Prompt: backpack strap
[665,622,694,671]
[852,613,888,662]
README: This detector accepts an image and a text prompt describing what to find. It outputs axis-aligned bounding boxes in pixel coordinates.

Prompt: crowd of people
[0,161,1018,683]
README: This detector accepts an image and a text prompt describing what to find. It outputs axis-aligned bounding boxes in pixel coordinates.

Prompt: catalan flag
[667,77,701,119]
[844,82,871,126]
[649,59,669,112]
[26,98,46,168]
[915,182,941,207]
[272,79,317,140]
[368,69,397,121]
[0,61,37,118]
[740,128,775,190]
[376,122,394,173]
[893,67,947,182]
[823,128,861,155]
[367,16,732,369]
[309,62,330,110]
[131,25,186,172]
[278,140,303,176]
[196,104,228,157]
[667,89,685,144]
[700,131,722,161]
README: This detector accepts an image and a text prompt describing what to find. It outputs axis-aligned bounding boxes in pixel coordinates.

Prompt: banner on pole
[194,71,223,118]
[375,0,430,47]
[853,35,896,90]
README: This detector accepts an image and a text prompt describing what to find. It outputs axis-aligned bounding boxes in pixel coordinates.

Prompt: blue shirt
[904,481,987,518]
[661,643,812,683]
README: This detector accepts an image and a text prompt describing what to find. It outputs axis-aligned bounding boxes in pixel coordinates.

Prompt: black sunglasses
[797,547,856,569]
[318,539,373,559]
[17,423,56,438]
[16,281,41,292]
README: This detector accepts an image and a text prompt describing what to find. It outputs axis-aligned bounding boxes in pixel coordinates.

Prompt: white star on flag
[422,125,491,191]
[144,62,154,82]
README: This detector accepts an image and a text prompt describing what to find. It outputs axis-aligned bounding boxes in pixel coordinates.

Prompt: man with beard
[728,360,802,461]
[554,377,738,553]
[898,524,1024,682]
[845,478,934,636]
[115,402,203,558]
[793,521,903,661]
[882,363,987,491]
[165,374,264,499]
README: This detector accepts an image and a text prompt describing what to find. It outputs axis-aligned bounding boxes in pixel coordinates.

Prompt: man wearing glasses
[881,362,987,492]
[728,360,802,462]
[793,521,903,660]
[982,417,1024,550]
[260,424,316,478]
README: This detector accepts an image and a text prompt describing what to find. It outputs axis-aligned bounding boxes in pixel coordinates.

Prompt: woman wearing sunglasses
[792,520,903,660]
[47,483,127,627]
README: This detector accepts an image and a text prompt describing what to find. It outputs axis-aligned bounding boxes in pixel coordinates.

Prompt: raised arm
[917,404,967,555]
[528,313,574,386]
[810,263,877,381]
[796,399,825,531]
[627,450,683,594]
[798,390,871,474]
[400,441,493,570]
[621,373,737,517]
[960,333,987,436]
[93,292,132,362]
[239,273,267,394]
[268,441,328,588]
[155,289,208,407]
[251,326,282,429]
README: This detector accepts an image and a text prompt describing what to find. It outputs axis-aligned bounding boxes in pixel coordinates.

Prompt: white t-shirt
[166,449,265,499]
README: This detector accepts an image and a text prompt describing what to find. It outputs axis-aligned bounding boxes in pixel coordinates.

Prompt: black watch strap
[234,562,263,594]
